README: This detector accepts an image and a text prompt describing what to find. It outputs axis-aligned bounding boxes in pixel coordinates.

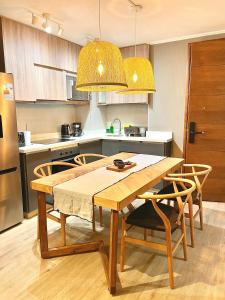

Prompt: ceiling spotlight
[57,24,63,36]
[31,13,39,25]
[42,13,51,33]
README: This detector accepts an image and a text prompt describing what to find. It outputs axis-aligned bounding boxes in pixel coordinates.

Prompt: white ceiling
[0,0,225,46]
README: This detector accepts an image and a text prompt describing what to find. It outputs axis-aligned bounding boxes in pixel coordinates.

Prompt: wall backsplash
[105,104,148,128]
[16,99,149,139]
[16,103,76,136]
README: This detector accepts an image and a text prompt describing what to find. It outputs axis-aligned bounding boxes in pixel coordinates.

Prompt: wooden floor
[0,201,225,300]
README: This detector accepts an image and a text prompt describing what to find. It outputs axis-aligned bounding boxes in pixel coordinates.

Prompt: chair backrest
[33,161,76,178]
[138,177,196,229]
[74,153,107,165]
[168,164,212,198]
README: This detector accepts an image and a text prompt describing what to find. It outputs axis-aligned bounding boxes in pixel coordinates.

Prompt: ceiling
[0,0,225,46]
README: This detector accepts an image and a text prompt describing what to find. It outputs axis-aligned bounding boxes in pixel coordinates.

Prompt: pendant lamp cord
[98,0,101,40]
[134,6,137,57]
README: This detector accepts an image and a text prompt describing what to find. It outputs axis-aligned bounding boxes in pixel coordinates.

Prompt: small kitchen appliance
[61,124,71,138]
[72,122,82,137]
[18,132,25,147]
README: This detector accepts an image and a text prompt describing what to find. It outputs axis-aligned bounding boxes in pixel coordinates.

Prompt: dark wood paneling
[191,39,225,67]
[0,19,5,72]
[185,38,225,202]
[190,65,225,95]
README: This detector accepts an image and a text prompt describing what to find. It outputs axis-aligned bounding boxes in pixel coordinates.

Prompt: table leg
[37,191,49,258]
[108,210,119,295]
[37,191,102,259]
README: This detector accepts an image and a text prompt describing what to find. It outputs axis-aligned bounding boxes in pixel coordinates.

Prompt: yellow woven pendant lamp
[119,2,156,94]
[76,40,127,92]
[76,0,127,92]
[119,56,155,94]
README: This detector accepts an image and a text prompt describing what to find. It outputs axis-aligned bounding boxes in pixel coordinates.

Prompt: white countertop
[19,131,172,154]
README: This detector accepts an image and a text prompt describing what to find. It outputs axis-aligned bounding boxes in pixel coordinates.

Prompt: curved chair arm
[138,177,196,201]
[34,161,77,178]
[74,153,107,165]
[137,177,196,228]
[168,164,212,178]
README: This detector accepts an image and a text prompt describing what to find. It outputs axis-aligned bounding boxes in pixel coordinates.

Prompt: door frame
[183,43,192,160]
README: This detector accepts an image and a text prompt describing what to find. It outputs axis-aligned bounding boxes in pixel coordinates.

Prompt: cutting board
[106,162,137,172]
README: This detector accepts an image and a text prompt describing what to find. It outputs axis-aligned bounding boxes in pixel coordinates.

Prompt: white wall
[149,40,189,156]
[16,102,76,136]
[105,104,148,128]
[75,93,106,132]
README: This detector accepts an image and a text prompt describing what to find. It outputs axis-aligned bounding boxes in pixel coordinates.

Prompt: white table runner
[53,154,165,221]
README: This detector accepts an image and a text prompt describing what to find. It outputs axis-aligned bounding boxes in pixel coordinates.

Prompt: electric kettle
[61,124,71,138]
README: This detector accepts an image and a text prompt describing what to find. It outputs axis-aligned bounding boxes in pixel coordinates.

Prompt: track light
[57,24,63,36]
[42,13,51,33]
[31,13,39,25]
[30,11,63,36]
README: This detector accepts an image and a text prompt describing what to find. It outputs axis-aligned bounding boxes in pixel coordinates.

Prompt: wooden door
[185,39,225,202]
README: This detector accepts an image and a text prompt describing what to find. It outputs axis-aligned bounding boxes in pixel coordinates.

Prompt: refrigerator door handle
[0,167,17,175]
[0,114,3,138]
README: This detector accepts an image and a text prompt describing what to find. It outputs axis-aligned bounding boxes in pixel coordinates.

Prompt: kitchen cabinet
[1,17,36,101]
[102,140,120,156]
[97,44,151,105]
[34,30,81,72]
[79,141,102,156]
[35,65,67,101]
[20,150,52,215]
[0,17,82,102]
[102,140,171,157]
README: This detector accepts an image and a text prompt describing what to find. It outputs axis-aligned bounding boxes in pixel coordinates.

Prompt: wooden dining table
[31,152,184,295]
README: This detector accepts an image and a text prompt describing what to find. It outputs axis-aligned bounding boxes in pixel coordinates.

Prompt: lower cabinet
[79,141,102,164]
[102,140,120,156]
[102,140,171,157]
[79,141,102,154]
[20,150,52,216]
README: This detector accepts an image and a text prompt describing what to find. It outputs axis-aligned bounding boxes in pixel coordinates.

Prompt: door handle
[189,122,206,143]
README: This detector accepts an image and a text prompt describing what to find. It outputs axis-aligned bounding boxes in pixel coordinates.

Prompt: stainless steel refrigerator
[0,72,23,231]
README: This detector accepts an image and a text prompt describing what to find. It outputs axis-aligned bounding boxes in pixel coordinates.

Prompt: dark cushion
[126,201,179,233]
[157,183,198,204]
[46,195,54,205]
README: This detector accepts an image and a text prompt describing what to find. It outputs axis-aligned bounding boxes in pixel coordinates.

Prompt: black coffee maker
[72,122,82,137]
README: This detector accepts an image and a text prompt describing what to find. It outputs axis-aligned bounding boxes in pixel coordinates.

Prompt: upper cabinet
[97,44,151,105]
[35,66,67,101]
[1,18,36,101]
[34,30,81,72]
[0,17,81,102]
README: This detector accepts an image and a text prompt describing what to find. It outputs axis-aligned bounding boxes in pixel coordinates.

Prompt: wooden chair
[34,161,77,246]
[74,153,107,230]
[158,164,212,247]
[120,177,196,289]
[74,153,107,166]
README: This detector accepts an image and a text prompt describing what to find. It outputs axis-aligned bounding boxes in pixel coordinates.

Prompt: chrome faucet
[112,118,121,135]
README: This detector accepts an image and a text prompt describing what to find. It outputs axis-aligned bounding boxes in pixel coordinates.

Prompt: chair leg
[181,217,188,260]
[144,228,148,240]
[166,231,174,289]
[60,213,66,246]
[188,199,195,248]
[99,206,103,227]
[120,217,126,272]
[92,205,96,232]
[199,197,203,230]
